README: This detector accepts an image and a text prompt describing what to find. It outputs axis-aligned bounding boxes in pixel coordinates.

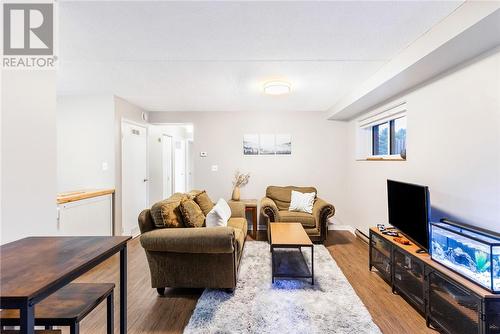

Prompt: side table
[229,199,258,238]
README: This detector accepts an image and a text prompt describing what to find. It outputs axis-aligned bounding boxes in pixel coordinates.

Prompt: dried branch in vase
[232,170,250,188]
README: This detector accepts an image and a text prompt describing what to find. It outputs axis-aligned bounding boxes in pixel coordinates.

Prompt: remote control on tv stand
[382,230,399,237]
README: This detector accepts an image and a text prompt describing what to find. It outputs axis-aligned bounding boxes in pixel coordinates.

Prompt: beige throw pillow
[194,191,214,216]
[180,198,205,228]
[150,194,188,228]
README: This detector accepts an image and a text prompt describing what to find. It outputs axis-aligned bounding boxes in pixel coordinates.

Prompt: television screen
[387,180,430,251]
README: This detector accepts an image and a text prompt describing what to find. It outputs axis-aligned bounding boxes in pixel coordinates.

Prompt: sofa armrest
[260,197,279,222]
[140,227,235,254]
[313,197,335,229]
[228,201,245,218]
[138,209,156,234]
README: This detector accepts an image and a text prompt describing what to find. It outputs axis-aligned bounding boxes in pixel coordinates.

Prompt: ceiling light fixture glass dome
[263,81,291,95]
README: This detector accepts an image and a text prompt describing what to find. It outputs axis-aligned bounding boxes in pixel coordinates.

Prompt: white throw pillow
[289,190,316,214]
[205,198,232,227]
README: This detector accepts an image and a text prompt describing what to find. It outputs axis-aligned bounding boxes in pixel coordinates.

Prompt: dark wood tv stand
[369,227,500,334]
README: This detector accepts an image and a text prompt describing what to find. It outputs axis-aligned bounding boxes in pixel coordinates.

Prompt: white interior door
[122,121,148,236]
[174,140,186,193]
[162,135,173,198]
[186,140,194,191]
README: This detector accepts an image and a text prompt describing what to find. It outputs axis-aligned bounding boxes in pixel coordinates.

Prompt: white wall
[149,111,349,228]
[1,70,58,244]
[56,95,148,236]
[57,95,115,192]
[344,47,500,236]
[114,96,148,234]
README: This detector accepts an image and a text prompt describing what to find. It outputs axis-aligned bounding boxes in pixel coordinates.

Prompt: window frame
[355,101,407,161]
[371,122,389,156]
[370,116,406,159]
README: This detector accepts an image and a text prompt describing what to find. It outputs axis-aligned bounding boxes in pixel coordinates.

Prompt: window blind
[358,102,407,129]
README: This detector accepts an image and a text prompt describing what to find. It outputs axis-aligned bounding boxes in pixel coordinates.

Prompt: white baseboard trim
[124,226,141,238]
[328,224,356,235]
[248,224,357,235]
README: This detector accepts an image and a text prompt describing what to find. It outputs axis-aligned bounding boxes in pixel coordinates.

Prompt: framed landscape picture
[243,134,292,155]
[275,134,292,155]
[243,134,259,155]
[259,134,276,155]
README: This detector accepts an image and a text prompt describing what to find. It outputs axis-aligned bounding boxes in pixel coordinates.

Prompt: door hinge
[56,207,61,229]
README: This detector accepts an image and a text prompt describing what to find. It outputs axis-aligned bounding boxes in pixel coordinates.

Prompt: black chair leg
[70,322,80,334]
[107,293,114,334]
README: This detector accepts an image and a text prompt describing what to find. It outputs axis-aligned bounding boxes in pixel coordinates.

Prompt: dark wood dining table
[0,236,131,334]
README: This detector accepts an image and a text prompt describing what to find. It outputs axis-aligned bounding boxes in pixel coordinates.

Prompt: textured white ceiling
[57,1,464,112]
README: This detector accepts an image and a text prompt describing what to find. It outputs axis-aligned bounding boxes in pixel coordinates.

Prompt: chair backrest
[266,185,317,210]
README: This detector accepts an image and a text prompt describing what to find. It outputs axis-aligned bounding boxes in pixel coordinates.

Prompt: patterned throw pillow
[186,189,203,199]
[180,198,205,228]
[289,190,316,214]
[194,191,214,216]
[150,194,187,228]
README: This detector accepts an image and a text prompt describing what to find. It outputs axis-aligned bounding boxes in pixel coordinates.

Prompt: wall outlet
[200,151,207,157]
[211,165,218,172]
[102,162,109,171]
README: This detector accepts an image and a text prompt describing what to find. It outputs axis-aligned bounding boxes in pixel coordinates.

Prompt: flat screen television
[387,179,430,251]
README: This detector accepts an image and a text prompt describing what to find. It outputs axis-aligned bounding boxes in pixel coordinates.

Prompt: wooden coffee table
[270,223,314,285]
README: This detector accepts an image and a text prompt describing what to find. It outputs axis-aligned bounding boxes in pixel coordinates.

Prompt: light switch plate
[102,162,109,171]
[200,151,207,157]
[211,165,218,172]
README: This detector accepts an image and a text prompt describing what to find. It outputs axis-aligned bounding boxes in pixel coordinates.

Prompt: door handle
[143,178,149,182]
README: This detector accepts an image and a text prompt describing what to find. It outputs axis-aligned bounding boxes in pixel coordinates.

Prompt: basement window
[372,117,406,156]
[357,102,407,161]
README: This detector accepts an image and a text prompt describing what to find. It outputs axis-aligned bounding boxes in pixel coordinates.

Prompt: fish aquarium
[430,219,500,293]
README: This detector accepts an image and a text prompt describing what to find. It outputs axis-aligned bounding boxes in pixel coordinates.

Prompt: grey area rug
[184,241,381,334]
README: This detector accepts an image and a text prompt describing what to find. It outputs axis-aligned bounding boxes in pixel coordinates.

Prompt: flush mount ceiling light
[263,81,291,96]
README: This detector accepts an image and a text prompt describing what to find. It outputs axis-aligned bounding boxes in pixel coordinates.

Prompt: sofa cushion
[179,198,205,228]
[150,193,188,228]
[266,186,318,210]
[194,191,214,216]
[278,210,316,228]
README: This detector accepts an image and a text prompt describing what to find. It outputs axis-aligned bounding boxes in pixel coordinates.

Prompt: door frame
[121,118,149,236]
[186,139,194,191]
[173,138,187,193]
[161,134,174,199]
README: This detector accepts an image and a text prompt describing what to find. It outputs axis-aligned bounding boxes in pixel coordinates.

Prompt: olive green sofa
[138,192,247,293]
[260,186,335,243]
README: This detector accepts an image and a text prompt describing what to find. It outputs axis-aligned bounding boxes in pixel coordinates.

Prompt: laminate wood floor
[61,231,435,334]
